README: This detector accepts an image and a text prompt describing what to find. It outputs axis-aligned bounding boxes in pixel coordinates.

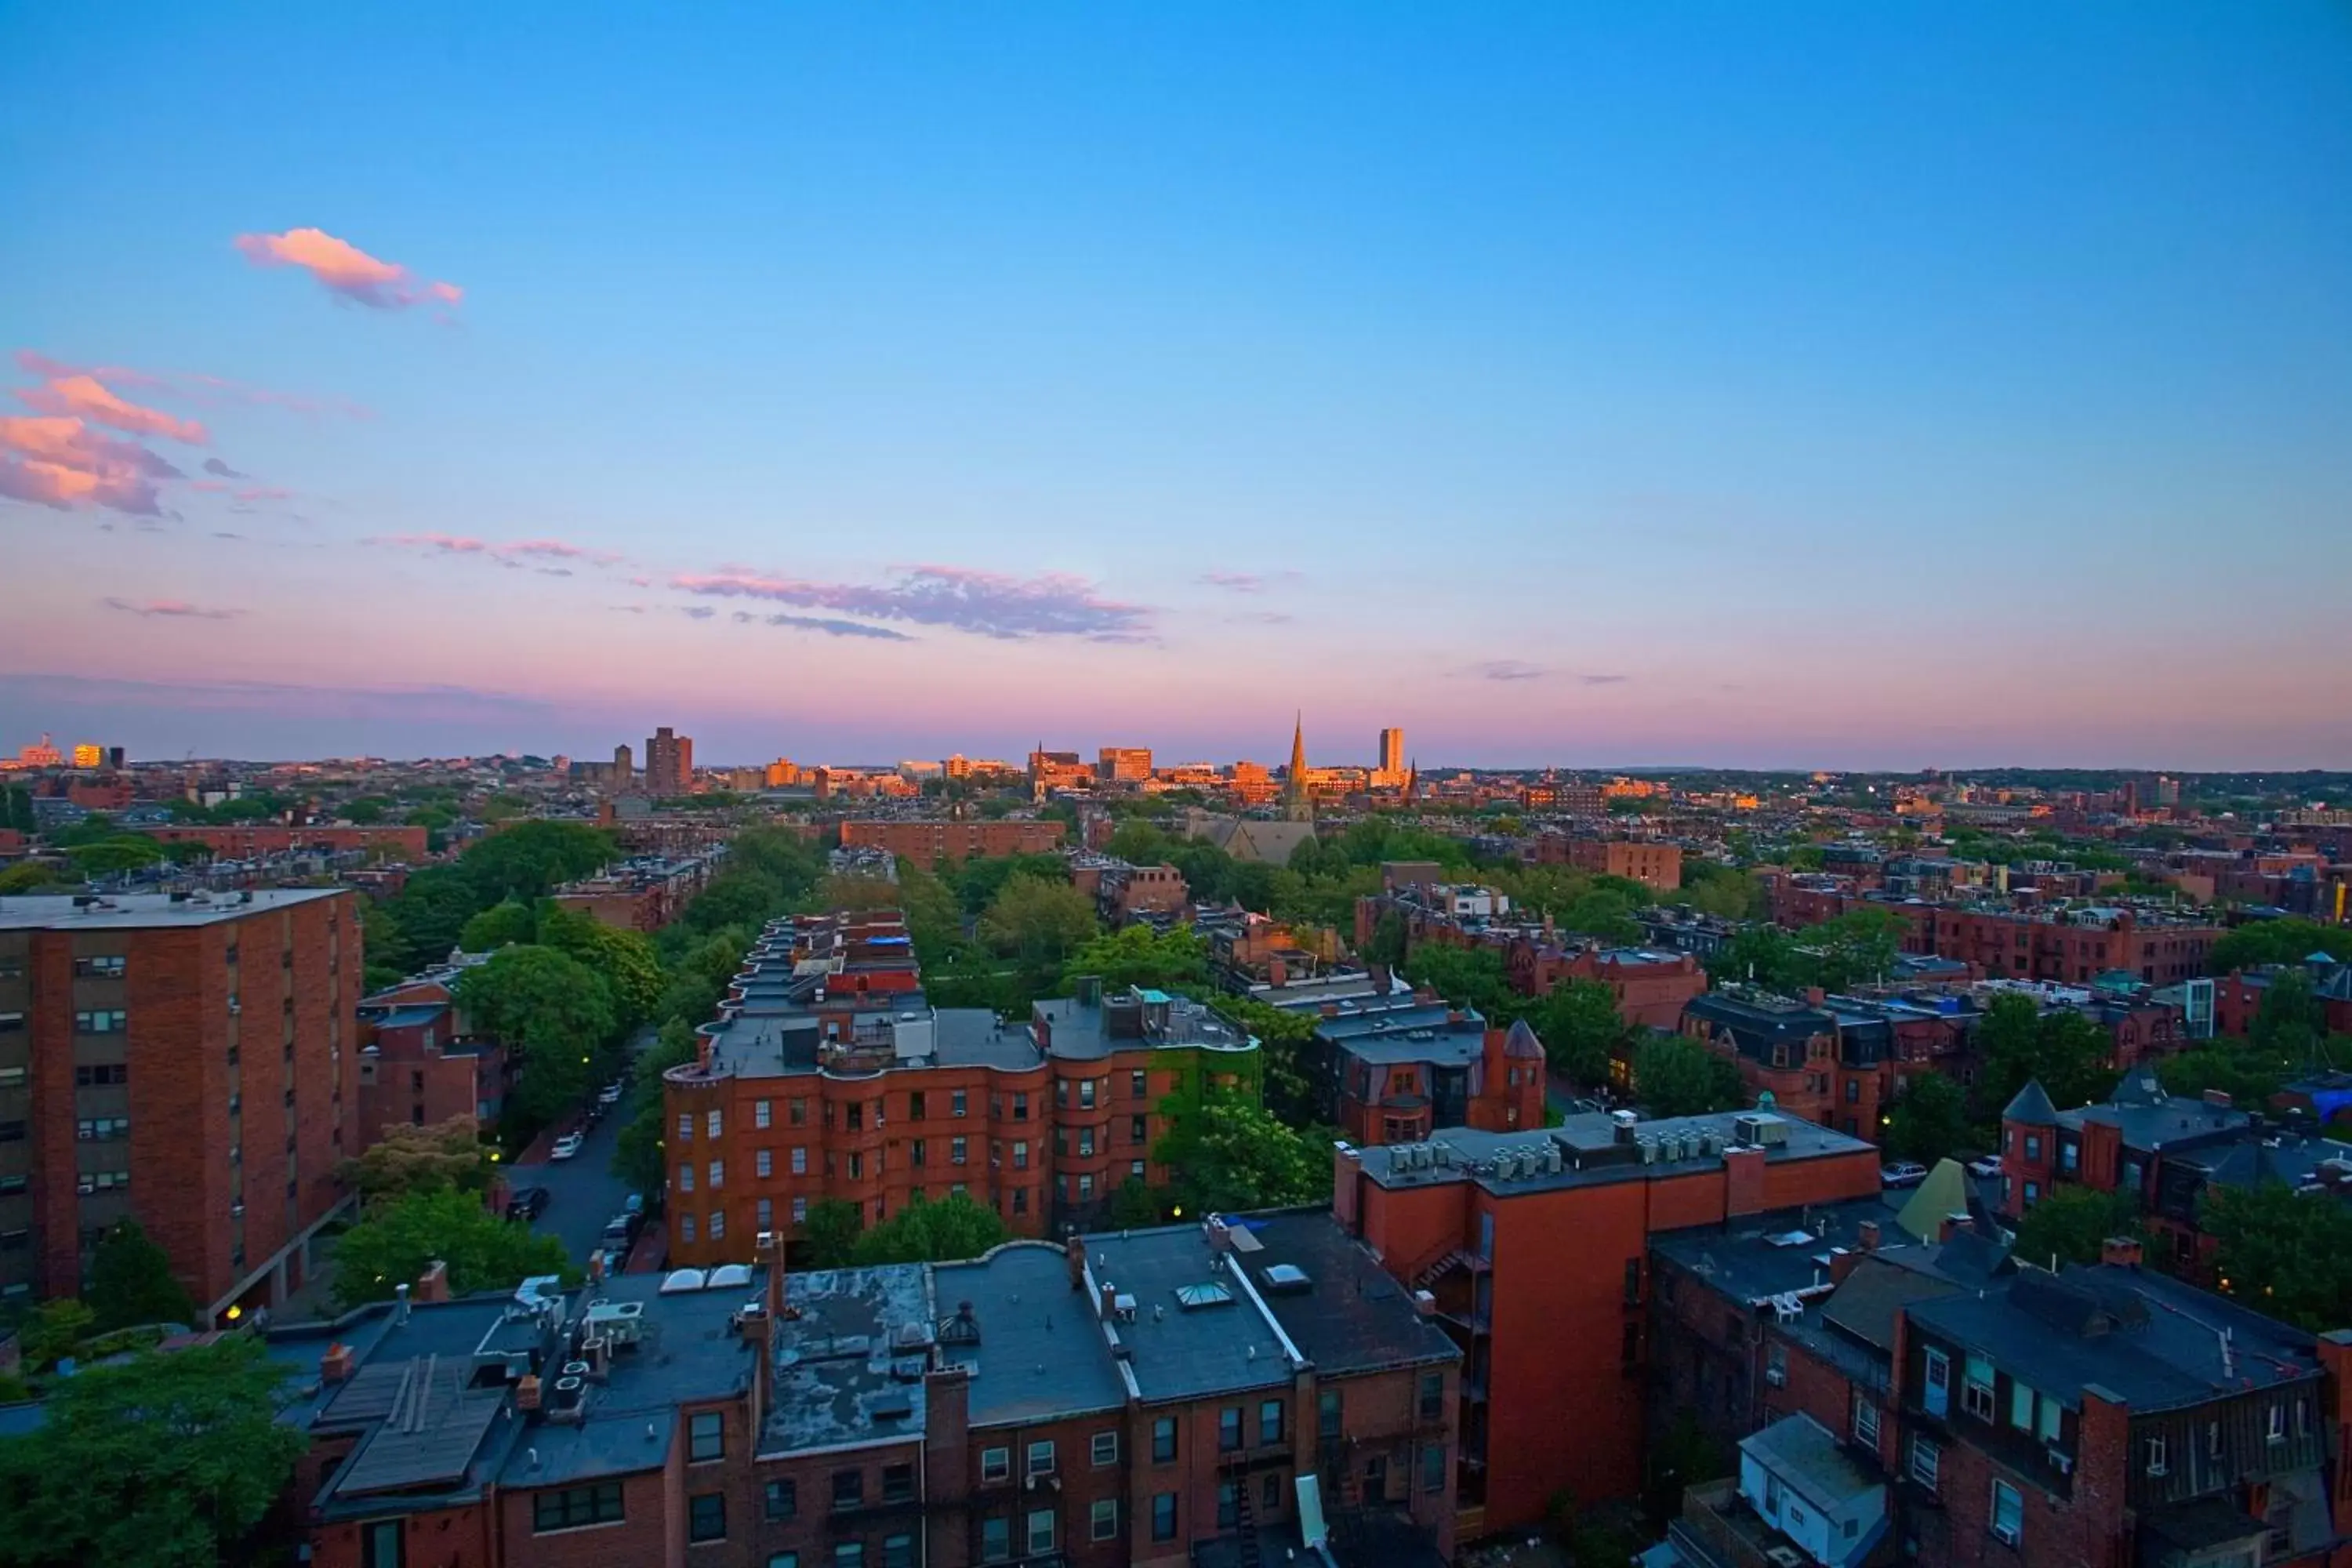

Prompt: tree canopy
[1975,994,2115,1116]
[1526,979,1630,1089]
[0,1336,308,1568]
[848,1192,1009,1266]
[1062,924,1210,995]
[453,944,619,1127]
[86,1220,198,1332]
[1881,1074,1972,1167]
[338,1115,493,1204]
[2202,1181,2352,1332]
[1154,1088,1331,1214]
[978,873,1098,969]
[1632,1034,1744,1119]
[332,1187,573,1311]
[2010,1186,2139,1272]
[2208,918,2352,975]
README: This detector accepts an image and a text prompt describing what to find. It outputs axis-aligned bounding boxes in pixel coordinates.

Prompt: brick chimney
[320,1341,356,1385]
[1939,1213,1973,1244]
[1099,1280,1118,1321]
[515,1373,543,1411]
[1857,1220,1882,1253]
[414,1260,451,1304]
[1723,1145,1767,1218]
[1065,1231,1087,1292]
[1828,1247,1860,1286]
[2203,1089,2234,1109]
[2100,1236,2143,1269]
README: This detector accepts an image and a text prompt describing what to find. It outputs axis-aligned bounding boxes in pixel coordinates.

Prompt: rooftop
[764,1264,935,1456]
[0,887,344,930]
[1078,1223,1297,1404]
[1356,1109,1875,1198]
[933,1243,1129,1428]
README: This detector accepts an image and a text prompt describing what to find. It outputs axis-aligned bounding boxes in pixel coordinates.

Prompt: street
[509,1036,648,1265]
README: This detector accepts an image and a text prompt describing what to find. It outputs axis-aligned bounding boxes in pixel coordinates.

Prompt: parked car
[550,1133,585,1161]
[597,1083,624,1106]
[1880,1161,1928,1189]
[505,1186,550,1221]
[1966,1155,2003,1179]
[623,1192,645,1217]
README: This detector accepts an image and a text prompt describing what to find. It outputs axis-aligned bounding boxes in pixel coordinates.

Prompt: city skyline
[5,4,2350,769]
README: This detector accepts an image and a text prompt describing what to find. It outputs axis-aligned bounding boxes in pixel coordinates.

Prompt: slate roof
[2002,1080,2060,1127]
[1743,1413,1881,1512]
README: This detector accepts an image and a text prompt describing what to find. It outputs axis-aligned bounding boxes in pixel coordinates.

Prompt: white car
[1880,1161,1928,1189]
[597,1084,623,1105]
[550,1133,585,1161]
[1967,1156,2003,1178]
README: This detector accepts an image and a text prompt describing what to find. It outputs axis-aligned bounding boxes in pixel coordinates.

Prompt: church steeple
[1281,712,1315,823]
[1403,757,1419,806]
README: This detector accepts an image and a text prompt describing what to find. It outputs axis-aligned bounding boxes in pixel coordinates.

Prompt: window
[1258,1399,1283,1446]
[792,1146,808,1175]
[1922,1346,1951,1418]
[533,1482,625,1532]
[709,1159,725,1189]
[792,1196,808,1224]
[689,1410,724,1461]
[1025,1509,1055,1555]
[1077,1127,1094,1157]
[1012,1092,1029,1120]
[952,1089,967,1117]
[1132,1069,1148,1099]
[1012,1141,1029,1170]
[765,1479,797,1521]
[2024,1135,2041,1160]
[1080,1079,1098,1109]
[1153,1416,1177,1462]
[833,1547,863,1568]
[75,1116,131,1141]
[1131,1115,1148,1145]
[980,1518,1010,1563]
[360,1519,403,1568]
[1319,1387,1343,1437]
[678,1163,695,1192]
[1263,1472,1281,1511]
[688,1492,725,1543]
[1766,1342,1788,1386]
[677,1112,693,1142]
[74,1010,126,1033]
[791,1097,808,1125]
[706,1109,723,1138]
[1091,1498,1119,1541]
[1422,1442,1446,1493]
[680,1214,696,1243]
[0,1013,20,1034]
[769,1557,799,1568]
[882,1464,914,1504]
[1991,1479,2023,1545]
[847,1103,862,1131]
[1011,1187,1027,1215]
[981,1446,1011,1483]
[1910,1436,1940,1493]
[1077,1173,1094,1202]
[2024,1180,2040,1205]
[1130,1159,1146,1181]
[1220,1406,1243,1451]
[2267,1403,2288,1444]
[2143,1435,2169,1477]
[1962,1353,1995,1421]
[848,1152,862,1180]
[754,1098,772,1129]
[1217,1480,1239,1529]
[881,1536,913,1568]
[1092,1430,1118,1467]
[1027,1439,1055,1476]
[1853,1395,1880,1448]
[911,1138,926,1167]
[709,1208,725,1241]
[952,1136,967,1166]
[74,955,125,979]
[833,1469,864,1508]
[757,1196,773,1231]
[757,1149,772,1178]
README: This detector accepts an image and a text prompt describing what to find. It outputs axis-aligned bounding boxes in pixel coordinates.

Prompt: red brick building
[1509,942,1707,1029]
[549,851,719,932]
[354,985,506,1138]
[138,823,430,860]
[1773,888,2224,989]
[1561,837,1684,893]
[0,887,358,1319]
[1334,1107,1883,1537]
[839,818,1067,866]
[1310,998,1545,1148]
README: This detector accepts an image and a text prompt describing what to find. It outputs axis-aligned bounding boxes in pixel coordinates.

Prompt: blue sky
[3,2,2347,767]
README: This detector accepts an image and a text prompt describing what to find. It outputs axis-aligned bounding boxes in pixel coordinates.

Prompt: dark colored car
[505,1186,551,1221]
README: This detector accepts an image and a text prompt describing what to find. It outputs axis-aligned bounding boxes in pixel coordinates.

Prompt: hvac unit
[1992,1524,2021,1548]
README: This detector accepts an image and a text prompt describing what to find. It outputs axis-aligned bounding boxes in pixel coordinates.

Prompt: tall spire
[1281,713,1314,823]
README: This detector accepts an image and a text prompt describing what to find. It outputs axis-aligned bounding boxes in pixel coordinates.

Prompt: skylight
[1174,1282,1235,1310]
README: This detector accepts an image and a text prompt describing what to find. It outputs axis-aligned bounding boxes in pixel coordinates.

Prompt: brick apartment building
[1305,995,1544,1148]
[644,726,694,797]
[1773,888,2225,989]
[1069,855,1189,923]
[838,818,1068,866]
[1333,1107,1884,1536]
[550,851,720,932]
[0,888,358,1319]
[660,913,1261,1264]
[285,1213,1457,1568]
[137,823,430,860]
[1557,837,1686,893]
[1098,747,1154,783]
[1648,1196,2352,1568]
[355,978,507,1138]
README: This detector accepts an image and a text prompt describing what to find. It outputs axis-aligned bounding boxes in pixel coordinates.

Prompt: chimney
[1940,1213,1973,1244]
[414,1260,450,1305]
[515,1373,543,1412]
[320,1341,357,1385]
[2100,1236,2143,1269]
[1099,1281,1118,1321]
[2202,1089,2233,1109]
[1723,1145,1767,1218]
[394,1283,411,1325]
[1320,1002,1341,1019]
[1804,987,1827,1007]
[1065,1231,1087,1292]
[1857,1220,1882,1254]
[1828,1247,1860,1286]
[587,1250,606,1284]
[760,1230,786,1321]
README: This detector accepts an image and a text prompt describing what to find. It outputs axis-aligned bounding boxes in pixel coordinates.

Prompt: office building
[644,727,693,797]
[1098,746,1154,783]
[0,887,358,1319]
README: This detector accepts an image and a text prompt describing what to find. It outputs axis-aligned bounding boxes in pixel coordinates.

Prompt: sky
[3,3,2349,771]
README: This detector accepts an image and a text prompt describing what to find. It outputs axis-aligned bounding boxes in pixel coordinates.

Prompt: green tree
[850,1192,1008,1265]
[1881,1074,1971,1167]
[1529,980,1628,1088]
[540,906,666,1029]
[2209,919,2352,975]
[459,897,540,951]
[332,1187,573,1310]
[2010,1186,2140,1272]
[64,837,165,875]
[1719,924,1810,993]
[1632,1034,1744,1118]
[86,1220,198,1331]
[1399,944,1516,1021]
[1107,1177,1163,1228]
[337,1116,492,1204]
[1209,996,1323,1124]
[0,862,73,895]
[2202,1181,2352,1331]
[17,1299,96,1372]
[0,786,34,835]
[1809,908,1904,991]
[456,819,617,904]
[978,874,1099,968]
[341,796,390,824]
[1362,911,1408,967]
[1558,889,1643,946]
[814,872,902,912]
[1157,1089,1331,1213]
[2249,969,2325,1063]
[0,1336,308,1568]
[1976,996,2114,1116]
[2158,1041,2294,1108]
[801,1199,865,1269]
[1062,924,1210,995]
[615,1018,699,1199]
[453,946,619,1127]
[677,869,786,935]
[956,853,1074,916]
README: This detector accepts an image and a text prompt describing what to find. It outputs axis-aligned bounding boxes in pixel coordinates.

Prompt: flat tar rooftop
[1355,1109,1875,1196]
[0,887,343,929]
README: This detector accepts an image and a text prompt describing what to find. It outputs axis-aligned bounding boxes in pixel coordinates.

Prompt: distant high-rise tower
[609,742,635,795]
[1281,713,1315,823]
[1377,728,1405,782]
[644,728,692,796]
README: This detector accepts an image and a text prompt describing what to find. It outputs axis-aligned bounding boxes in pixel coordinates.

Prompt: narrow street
[509,1031,649,1265]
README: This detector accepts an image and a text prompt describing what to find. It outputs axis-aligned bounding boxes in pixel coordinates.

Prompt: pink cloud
[0,415,179,515]
[1199,570,1302,594]
[233,228,463,311]
[364,533,622,568]
[499,538,624,567]
[16,350,372,420]
[19,374,208,444]
[101,597,243,620]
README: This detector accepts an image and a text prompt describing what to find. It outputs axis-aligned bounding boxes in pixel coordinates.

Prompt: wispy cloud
[16,350,370,421]
[364,532,622,568]
[1225,610,1296,626]
[102,597,243,620]
[19,374,208,444]
[191,480,295,503]
[1198,570,1302,595]
[673,563,1150,642]
[1461,659,1548,682]
[678,606,716,621]
[233,228,462,312]
[1581,673,1630,686]
[201,457,245,478]
[719,609,917,641]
